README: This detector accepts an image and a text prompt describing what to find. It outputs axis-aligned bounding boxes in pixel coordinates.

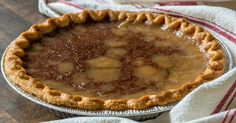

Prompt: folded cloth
[39,0,236,122]
[111,0,231,4]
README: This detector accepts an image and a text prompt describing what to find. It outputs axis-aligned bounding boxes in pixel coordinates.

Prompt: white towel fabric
[39,0,236,123]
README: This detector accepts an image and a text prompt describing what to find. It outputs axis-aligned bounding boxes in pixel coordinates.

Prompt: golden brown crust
[3,10,225,110]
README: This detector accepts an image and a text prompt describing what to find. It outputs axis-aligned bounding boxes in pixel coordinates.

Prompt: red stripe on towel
[222,110,231,123]
[131,4,141,9]
[229,109,236,123]
[156,2,198,6]
[211,81,236,114]
[137,3,145,8]
[224,91,236,111]
[100,0,108,4]
[94,0,103,4]
[59,0,84,10]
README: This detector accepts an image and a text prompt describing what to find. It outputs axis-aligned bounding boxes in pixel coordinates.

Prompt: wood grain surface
[0,0,59,122]
[0,0,235,123]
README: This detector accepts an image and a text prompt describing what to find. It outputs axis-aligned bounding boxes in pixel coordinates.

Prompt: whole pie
[4,10,225,110]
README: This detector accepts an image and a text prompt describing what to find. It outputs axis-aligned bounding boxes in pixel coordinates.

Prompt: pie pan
[1,25,233,121]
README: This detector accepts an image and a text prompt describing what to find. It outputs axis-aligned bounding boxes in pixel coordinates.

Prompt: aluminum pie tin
[1,34,233,121]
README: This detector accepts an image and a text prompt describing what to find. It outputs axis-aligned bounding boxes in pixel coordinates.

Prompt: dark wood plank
[0,0,47,23]
[0,0,59,122]
[0,3,33,110]
[5,103,58,123]
[0,3,31,54]
[0,110,18,123]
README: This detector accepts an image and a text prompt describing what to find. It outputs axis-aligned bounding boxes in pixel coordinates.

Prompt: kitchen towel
[39,0,236,122]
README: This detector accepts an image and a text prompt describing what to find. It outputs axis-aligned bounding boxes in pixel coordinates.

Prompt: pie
[3,10,225,110]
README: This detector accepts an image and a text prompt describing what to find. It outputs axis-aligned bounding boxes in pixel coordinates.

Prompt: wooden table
[0,0,58,122]
[0,0,235,122]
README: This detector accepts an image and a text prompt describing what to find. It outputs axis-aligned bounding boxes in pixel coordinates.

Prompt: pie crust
[4,10,225,110]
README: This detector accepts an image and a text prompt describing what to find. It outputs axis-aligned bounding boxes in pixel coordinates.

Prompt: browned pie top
[22,21,207,99]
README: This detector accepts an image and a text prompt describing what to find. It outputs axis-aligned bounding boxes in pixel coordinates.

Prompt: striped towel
[39,0,236,123]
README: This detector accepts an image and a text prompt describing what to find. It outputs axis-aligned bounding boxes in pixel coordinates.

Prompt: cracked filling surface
[23,22,207,99]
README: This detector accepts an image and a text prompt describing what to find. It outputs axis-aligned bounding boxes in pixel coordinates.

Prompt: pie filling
[23,21,207,99]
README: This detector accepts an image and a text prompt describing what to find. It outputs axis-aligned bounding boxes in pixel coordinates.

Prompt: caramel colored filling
[23,22,207,99]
